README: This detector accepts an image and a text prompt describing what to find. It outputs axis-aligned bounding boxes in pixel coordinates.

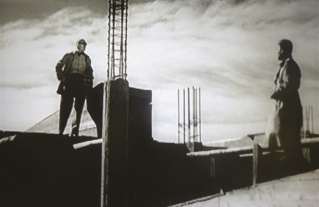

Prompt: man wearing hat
[55,39,94,136]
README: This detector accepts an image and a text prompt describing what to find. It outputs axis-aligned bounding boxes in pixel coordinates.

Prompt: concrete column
[101,79,129,207]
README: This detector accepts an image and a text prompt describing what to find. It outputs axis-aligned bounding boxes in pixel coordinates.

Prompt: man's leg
[59,95,74,135]
[70,95,86,136]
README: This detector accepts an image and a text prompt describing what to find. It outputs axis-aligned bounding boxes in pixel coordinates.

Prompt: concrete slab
[172,169,319,207]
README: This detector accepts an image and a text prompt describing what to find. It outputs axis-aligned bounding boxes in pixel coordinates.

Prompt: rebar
[178,87,202,144]
[107,0,128,80]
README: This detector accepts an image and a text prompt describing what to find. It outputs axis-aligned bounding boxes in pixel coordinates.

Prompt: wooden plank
[187,138,319,157]
[301,137,319,146]
[187,146,252,157]
[73,139,102,149]
[72,137,319,151]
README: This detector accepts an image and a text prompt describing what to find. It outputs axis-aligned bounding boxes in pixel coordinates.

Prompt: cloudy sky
[1,0,318,143]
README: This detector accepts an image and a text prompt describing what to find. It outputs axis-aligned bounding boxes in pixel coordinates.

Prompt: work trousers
[59,94,86,136]
[277,97,303,162]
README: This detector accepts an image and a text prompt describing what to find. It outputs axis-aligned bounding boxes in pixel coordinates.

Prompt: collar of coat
[275,56,292,83]
[279,56,292,67]
[74,51,87,57]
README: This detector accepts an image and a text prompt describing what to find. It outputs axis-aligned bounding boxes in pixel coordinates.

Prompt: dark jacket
[272,57,301,100]
[56,52,94,95]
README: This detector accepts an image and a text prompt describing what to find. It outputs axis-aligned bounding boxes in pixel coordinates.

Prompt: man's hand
[270,92,280,100]
[57,72,65,81]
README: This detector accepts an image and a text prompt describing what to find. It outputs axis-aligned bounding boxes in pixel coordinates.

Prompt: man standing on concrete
[56,39,94,136]
[266,39,303,163]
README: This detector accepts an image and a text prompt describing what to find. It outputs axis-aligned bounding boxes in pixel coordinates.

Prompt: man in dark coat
[266,39,303,162]
[56,39,94,136]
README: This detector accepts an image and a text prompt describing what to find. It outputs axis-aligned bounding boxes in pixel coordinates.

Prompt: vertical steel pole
[120,0,124,77]
[192,86,195,142]
[107,0,111,80]
[195,88,197,142]
[199,87,201,143]
[111,1,116,78]
[305,106,308,135]
[311,106,314,134]
[183,89,185,144]
[124,0,128,79]
[308,106,310,132]
[303,107,306,138]
[188,88,190,143]
[178,89,180,143]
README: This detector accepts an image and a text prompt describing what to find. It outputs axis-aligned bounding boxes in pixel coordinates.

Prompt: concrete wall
[1,131,317,207]
[0,132,102,207]
[0,132,216,207]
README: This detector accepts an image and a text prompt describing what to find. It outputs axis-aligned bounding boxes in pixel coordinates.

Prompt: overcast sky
[1,0,318,143]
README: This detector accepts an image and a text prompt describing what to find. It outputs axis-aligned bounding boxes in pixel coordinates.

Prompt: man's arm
[55,54,68,81]
[271,61,300,100]
[85,55,94,78]
[84,56,94,89]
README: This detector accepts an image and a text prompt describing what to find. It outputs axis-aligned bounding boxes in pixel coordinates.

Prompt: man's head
[76,39,87,53]
[278,39,293,61]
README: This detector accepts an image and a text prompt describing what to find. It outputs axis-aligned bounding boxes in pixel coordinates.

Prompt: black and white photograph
[1,0,318,206]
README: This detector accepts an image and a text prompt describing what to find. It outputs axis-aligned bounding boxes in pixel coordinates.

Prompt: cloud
[1,0,318,142]
[128,0,319,141]
[1,6,109,130]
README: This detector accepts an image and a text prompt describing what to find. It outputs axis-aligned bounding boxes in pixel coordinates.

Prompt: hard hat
[77,39,87,46]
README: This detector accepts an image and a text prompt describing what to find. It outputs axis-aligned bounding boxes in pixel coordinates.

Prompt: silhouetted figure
[56,39,94,136]
[266,39,303,163]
